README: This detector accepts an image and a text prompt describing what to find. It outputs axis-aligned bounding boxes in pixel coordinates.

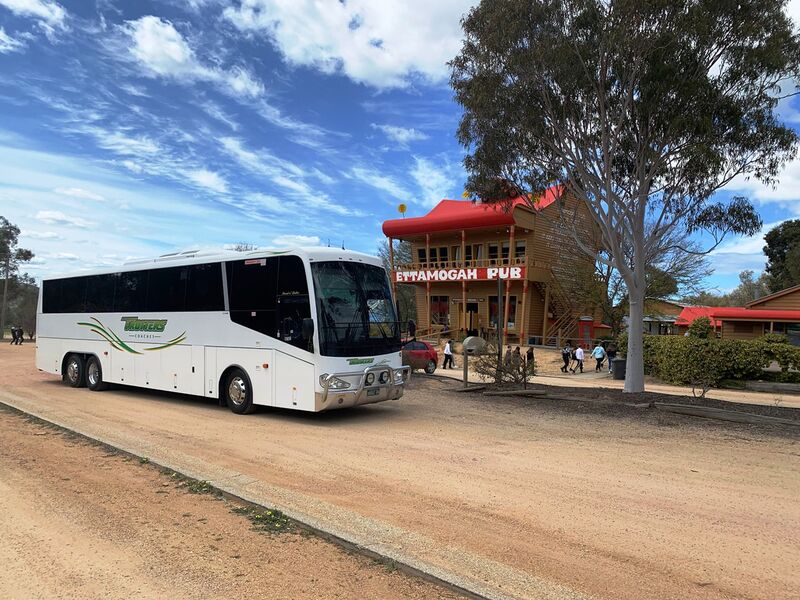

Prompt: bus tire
[64,354,86,388]
[224,368,255,415]
[86,356,109,391]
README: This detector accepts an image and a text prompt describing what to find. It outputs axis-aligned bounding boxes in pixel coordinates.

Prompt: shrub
[687,316,713,339]
[472,344,535,384]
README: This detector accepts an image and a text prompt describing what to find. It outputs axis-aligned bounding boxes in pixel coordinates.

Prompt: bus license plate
[367,388,379,397]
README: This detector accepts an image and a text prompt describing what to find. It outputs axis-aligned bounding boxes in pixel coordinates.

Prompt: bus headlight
[393,370,405,384]
[378,371,389,384]
[320,374,351,390]
[365,372,375,386]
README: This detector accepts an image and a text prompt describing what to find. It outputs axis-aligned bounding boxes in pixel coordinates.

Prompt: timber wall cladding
[750,288,800,311]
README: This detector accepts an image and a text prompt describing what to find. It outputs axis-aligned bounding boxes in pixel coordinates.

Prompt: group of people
[560,340,616,374]
[8,326,25,345]
[503,345,535,371]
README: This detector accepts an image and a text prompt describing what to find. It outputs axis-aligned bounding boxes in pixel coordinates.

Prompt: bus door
[277,294,311,351]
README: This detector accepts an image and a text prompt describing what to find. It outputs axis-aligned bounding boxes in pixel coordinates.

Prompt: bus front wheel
[225,369,255,415]
[64,354,86,388]
[86,356,109,391]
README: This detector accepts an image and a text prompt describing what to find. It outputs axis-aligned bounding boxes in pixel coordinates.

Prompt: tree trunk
[625,285,645,393]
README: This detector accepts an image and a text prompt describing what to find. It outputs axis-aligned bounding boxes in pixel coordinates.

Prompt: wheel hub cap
[67,361,79,382]
[228,377,247,406]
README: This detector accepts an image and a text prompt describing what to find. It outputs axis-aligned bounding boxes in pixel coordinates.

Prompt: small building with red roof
[675,305,800,345]
[382,187,603,345]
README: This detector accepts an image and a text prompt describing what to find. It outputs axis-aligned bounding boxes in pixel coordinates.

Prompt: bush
[637,335,800,393]
[472,344,535,384]
[687,316,713,339]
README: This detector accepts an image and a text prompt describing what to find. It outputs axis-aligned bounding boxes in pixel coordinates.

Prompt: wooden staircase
[535,272,578,344]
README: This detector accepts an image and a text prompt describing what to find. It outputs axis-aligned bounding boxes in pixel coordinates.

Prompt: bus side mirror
[302,318,314,340]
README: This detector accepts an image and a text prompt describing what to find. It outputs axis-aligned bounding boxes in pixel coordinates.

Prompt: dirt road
[0,406,461,600]
[1,344,798,599]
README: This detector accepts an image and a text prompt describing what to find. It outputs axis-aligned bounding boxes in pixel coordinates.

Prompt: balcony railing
[394,255,551,272]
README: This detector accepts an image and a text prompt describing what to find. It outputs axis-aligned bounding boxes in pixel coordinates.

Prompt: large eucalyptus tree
[451,0,800,391]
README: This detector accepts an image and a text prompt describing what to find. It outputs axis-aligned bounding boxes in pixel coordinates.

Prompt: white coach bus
[36,248,409,413]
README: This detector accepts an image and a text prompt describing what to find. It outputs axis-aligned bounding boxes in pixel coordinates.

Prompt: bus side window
[85,273,117,312]
[146,266,187,312]
[186,263,224,311]
[60,276,88,313]
[42,279,62,313]
[226,258,278,336]
[115,271,147,312]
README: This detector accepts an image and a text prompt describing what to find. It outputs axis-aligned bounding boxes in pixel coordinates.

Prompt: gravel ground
[0,406,462,600]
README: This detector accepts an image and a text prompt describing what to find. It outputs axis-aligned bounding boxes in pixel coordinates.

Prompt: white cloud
[48,251,80,260]
[200,100,239,131]
[243,192,294,214]
[54,187,105,202]
[121,15,264,99]
[271,234,321,247]
[219,136,362,216]
[186,168,228,193]
[0,0,67,33]
[35,210,95,228]
[84,128,161,156]
[349,166,411,200]
[0,26,24,53]
[23,230,61,239]
[371,123,429,146]
[410,155,459,206]
[223,0,475,89]
[724,151,800,215]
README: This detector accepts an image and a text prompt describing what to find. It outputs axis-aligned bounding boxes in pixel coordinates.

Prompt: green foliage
[639,335,800,389]
[763,219,800,293]
[687,316,712,339]
[231,505,294,534]
[683,270,770,307]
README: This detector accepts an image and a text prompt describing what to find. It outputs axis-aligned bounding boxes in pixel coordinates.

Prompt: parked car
[401,339,439,374]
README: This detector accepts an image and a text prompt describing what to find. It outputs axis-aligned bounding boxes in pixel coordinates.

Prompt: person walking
[560,340,572,373]
[606,343,617,374]
[8,326,16,345]
[592,342,606,372]
[526,346,535,375]
[571,344,584,373]
[15,325,23,345]
[443,339,454,369]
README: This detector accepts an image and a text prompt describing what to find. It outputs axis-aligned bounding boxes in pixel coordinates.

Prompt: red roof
[710,307,800,321]
[676,306,800,327]
[675,306,722,328]
[382,185,563,238]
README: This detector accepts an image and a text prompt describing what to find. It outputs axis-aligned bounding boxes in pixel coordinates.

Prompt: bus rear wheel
[64,354,86,388]
[86,356,109,391]
[225,368,255,415]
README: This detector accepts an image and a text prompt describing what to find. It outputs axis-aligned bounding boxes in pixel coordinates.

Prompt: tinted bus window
[146,266,187,312]
[226,257,278,336]
[60,277,88,313]
[114,270,148,312]
[42,279,62,313]
[277,256,311,350]
[186,263,224,311]
[85,273,117,312]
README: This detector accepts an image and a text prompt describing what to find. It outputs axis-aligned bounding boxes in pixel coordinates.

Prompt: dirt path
[2,344,799,599]
[0,406,461,600]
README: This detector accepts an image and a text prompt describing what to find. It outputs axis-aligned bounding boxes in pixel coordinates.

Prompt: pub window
[451,246,461,262]
[430,295,449,325]
[114,270,148,312]
[417,248,426,264]
[772,322,785,333]
[472,244,483,261]
[429,247,438,265]
[488,243,499,263]
[501,241,510,263]
[489,295,517,328]
[146,266,187,312]
[439,246,448,264]
[465,245,473,263]
[186,263,224,311]
[85,273,117,312]
[514,241,526,261]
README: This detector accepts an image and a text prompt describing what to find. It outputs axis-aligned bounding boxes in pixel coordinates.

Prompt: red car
[401,340,439,374]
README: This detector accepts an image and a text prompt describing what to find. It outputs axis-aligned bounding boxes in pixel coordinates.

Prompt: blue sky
[1,0,800,294]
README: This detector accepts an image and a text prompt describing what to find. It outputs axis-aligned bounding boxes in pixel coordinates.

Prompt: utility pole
[496,275,503,379]
[0,254,9,340]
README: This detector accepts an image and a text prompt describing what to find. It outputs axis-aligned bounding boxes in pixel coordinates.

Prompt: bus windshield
[311,261,401,357]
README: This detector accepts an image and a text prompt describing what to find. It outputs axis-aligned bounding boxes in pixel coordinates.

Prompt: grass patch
[162,469,220,496]
[231,505,294,534]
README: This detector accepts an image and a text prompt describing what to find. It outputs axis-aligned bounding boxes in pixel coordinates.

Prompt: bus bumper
[316,365,410,411]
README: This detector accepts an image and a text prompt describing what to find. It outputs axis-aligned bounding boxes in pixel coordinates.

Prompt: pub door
[466,302,479,337]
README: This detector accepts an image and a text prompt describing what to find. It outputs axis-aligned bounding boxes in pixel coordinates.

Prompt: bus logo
[121,317,168,332]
